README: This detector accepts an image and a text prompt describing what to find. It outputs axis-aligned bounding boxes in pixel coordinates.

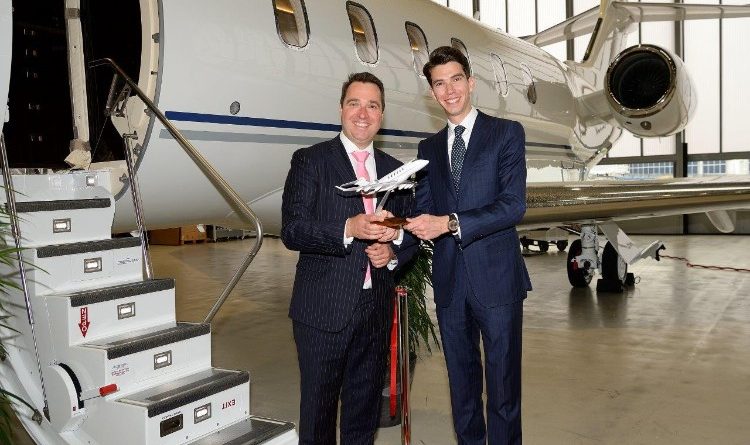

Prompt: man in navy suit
[404,47,532,445]
[281,72,415,445]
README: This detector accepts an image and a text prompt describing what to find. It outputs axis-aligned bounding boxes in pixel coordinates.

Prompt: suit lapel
[458,111,490,199]
[330,136,357,183]
[432,126,456,201]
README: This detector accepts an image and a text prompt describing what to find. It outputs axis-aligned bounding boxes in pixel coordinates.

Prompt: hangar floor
[13,234,750,444]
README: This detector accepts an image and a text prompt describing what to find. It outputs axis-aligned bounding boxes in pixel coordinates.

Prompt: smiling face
[340,81,384,149]
[428,61,475,124]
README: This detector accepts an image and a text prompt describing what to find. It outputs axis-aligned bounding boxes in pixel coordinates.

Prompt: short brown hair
[340,72,385,111]
[422,46,471,86]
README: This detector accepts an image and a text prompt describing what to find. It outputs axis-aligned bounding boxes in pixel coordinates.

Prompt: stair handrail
[88,58,263,323]
[0,134,50,420]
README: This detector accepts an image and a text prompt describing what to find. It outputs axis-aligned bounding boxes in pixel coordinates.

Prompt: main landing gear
[566,225,637,293]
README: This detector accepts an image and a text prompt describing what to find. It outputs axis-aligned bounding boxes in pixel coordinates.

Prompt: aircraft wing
[521,177,750,231]
[525,2,750,47]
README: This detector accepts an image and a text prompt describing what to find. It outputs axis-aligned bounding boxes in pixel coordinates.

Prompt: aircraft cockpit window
[451,38,471,71]
[346,2,378,65]
[521,63,537,104]
[405,22,429,77]
[490,53,509,97]
[272,0,310,48]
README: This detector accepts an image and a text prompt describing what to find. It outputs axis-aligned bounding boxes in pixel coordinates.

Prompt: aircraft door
[0,0,12,128]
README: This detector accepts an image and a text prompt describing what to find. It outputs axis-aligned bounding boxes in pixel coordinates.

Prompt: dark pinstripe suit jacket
[415,111,532,308]
[281,136,415,332]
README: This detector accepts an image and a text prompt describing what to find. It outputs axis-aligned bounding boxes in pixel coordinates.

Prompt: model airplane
[3,2,750,441]
[336,158,429,194]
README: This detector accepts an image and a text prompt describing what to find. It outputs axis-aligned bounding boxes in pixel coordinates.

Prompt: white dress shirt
[447,106,478,167]
[339,133,400,288]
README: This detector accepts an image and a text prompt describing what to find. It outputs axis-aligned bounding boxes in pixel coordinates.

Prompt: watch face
[448,218,459,232]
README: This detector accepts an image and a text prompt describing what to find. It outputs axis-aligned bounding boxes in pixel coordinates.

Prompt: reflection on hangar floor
[16,235,743,444]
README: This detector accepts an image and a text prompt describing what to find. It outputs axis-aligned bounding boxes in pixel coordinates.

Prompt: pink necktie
[352,150,373,285]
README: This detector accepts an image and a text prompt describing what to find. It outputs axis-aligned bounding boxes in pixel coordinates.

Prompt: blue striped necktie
[451,125,466,192]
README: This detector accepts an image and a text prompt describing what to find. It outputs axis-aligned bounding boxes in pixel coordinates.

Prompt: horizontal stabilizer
[525,2,750,48]
[524,6,599,47]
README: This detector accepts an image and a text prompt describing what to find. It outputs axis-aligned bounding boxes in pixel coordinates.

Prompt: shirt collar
[340,133,375,157]
[447,107,478,135]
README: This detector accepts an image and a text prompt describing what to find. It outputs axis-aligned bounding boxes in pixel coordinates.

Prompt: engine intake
[605,45,695,137]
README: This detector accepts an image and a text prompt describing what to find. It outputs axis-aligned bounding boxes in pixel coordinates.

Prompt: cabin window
[490,53,509,97]
[451,38,471,72]
[521,63,537,104]
[405,22,429,77]
[272,0,310,48]
[346,2,378,64]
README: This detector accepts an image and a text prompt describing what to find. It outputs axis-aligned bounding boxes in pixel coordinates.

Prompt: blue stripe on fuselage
[164,111,433,139]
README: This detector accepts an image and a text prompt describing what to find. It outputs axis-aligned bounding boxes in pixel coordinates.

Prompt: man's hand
[346,213,387,240]
[366,242,395,268]
[375,209,400,242]
[404,214,450,240]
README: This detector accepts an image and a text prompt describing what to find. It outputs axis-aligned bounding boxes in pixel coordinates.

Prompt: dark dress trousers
[281,136,415,445]
[414,111,532,445]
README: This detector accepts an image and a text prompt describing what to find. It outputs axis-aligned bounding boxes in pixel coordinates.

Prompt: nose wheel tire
[597,242,628,293]
[567,239,593,287]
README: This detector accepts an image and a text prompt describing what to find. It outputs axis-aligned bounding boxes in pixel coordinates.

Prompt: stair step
[37,237,141,258]
[12,198,111,213]
[78,368,251,444]
[64,322,211,393]
[29,237,144,295]
[188,417,296,445]
[87,322,210,360]
[36,278,176,355]
[119,368,249,418]
[67,278,175,308]
[3,197,115,247]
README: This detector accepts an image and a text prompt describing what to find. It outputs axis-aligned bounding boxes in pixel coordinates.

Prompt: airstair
[0,63,298,445]
[0,170,297,445]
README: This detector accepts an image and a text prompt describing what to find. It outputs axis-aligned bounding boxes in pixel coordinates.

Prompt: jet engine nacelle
[605,44,696,137]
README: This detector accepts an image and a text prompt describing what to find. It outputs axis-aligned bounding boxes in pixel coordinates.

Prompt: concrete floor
[12,234,750,444]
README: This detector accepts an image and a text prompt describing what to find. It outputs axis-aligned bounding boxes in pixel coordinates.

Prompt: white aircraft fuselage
[0,0,744,235]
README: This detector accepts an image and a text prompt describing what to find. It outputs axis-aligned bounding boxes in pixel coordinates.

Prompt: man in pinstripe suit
[281,72,416,445]
[405,47,532,445]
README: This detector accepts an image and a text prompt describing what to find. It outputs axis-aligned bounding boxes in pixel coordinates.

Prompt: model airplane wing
[335,179,414,194]
[525,2,750,48]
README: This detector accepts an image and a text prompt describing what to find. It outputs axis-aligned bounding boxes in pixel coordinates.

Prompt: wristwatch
[447,213,460,234]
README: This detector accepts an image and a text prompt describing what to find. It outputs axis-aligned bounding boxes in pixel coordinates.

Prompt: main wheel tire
[567,239,592,287]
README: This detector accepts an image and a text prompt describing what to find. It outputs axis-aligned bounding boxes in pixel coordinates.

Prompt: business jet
[3,0,750,443]
[2,0,750,289]
[336,158,429,194]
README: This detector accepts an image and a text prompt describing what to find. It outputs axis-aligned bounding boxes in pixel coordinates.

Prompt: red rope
[389,292,399,417]
[660,254,750,273]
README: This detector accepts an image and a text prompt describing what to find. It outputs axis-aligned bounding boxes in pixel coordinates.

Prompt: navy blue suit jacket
[281,136,416,332]
[414,111,532,308]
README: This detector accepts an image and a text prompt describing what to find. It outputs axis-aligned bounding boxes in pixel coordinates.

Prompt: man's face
[429,61,475,124]
[340,81,384,149]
